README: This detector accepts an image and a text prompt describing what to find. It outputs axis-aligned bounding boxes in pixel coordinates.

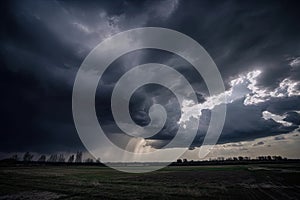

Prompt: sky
[1,0,300,161]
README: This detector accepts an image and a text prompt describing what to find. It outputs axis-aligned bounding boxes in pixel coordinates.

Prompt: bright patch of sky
[262,111,292,126]
[179,69,300,126]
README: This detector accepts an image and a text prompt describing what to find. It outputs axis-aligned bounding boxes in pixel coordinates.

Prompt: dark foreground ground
[0,163,300,200]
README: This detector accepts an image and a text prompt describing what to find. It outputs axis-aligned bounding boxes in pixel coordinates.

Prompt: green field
[1,163,300,199]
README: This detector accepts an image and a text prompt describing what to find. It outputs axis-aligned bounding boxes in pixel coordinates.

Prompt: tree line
[176,155,286,164]
[8,153,289,164]
[11,152,100,163]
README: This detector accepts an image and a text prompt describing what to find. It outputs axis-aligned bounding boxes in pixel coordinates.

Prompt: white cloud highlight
[262,111,292,127]
[179,69,299,129]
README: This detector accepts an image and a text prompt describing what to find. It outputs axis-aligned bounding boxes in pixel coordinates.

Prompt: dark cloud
[213,98,298,145]
[263,96,300,115]
[0,0,300,154]
[274,136,285,141]
[164,0,300,90]
[284,112,300,125]
[224,143,243,147]
[253,141,264,146]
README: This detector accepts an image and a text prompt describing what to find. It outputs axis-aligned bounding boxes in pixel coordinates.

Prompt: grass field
[0,163,300,199]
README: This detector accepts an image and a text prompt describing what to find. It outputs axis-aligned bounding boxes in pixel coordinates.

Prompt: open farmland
[0,163,300,200]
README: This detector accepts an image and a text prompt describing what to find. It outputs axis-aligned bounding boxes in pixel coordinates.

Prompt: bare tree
[58,154,65,162]
[23,152,33,162]
[68,155,74,163]
[38,155,46,162]
[75,151,82,163]
[217,157,224,161]
[85,158,94,163]
[48,154,58,162]
[11,154,18,161]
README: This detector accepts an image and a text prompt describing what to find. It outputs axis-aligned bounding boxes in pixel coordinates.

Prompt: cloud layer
[0,0,300,158]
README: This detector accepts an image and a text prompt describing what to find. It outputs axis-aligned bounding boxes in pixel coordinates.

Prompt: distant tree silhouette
[177,159,182,163]
[38,155,46,162]
[217,157,224,161]
[257,156,263,160]
[68,155,75,163]
[58,154,65,162]
[244,156,251,161]
[85,158,94,163]
[11,154,18,161]
[96,158,101,163]
[257,156,268,161]
[267,155,272,161]
[183,159,188,163]
[75,152,82,163]
[48,154,58,162]
[23,152,33,162]
[272,156,283,161]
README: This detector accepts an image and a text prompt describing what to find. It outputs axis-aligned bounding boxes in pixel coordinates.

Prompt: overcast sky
[1,0,300,160]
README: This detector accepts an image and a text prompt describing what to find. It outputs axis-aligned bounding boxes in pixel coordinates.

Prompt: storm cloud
[0,0,300,156]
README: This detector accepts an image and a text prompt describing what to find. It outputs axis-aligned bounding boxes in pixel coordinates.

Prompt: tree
[48,154,58,162]
[58,154,65,162]
[85,158,94,163]
[75,152,82,163]
[244,157,251,161]
[23,152,33,162]
[68,155,74,163]
[11,154,18,161]
[217,157,224,161]
[177,159,182,163]
[267,155,272,161]
[96,158,101,163]
[38,155,46,162]
[272,156,282,161]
